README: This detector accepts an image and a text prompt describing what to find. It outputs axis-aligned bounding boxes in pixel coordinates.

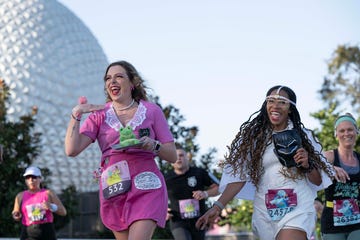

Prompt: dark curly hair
[103,60,148,102]
[222,85,334,188]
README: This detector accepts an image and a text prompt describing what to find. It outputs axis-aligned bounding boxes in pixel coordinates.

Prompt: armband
[49,203,58,212]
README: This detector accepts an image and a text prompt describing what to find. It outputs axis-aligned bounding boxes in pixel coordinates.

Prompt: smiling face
[266,89,291,131]
[105,65,134,102]
[335,121,357,149]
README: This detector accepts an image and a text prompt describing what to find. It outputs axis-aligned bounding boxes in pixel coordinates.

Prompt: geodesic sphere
[0,0,109,192]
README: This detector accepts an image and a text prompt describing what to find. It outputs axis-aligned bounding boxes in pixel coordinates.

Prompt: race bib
[179,199,200,219]
[265,189,297,221]
[26,203,46,223]
[101,161,131,199]
[333,198,360,226]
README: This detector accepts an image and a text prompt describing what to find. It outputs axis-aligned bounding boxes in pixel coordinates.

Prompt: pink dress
[80,100,174,231]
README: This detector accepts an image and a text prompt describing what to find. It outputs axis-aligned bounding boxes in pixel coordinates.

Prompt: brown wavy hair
[222,85,334,188]
[103,60,148,102]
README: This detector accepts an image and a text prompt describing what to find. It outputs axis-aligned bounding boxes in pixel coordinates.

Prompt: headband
[334,115,357,129]
[266,95,297,106]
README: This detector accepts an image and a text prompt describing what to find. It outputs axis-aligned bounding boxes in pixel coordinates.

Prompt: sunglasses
[25,175,39,180]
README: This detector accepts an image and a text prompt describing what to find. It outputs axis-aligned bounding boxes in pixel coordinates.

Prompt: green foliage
[319,44,360,114]
[218,200,253,231]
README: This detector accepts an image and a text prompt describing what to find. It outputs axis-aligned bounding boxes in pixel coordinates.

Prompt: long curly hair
[103,60,148,102]
[222,85,334,188]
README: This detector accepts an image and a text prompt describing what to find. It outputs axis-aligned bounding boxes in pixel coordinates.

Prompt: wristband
[203,191,209,198]
[49,203,58,212]
[71,113,81,121]
[213,201,225,211]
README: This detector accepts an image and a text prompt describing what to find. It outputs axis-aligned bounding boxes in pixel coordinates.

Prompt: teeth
[271,112,280,116]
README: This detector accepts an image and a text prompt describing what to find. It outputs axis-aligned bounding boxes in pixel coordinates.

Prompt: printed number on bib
[333,198,360,226]
[101,161,131,199]
[265,189,297,221]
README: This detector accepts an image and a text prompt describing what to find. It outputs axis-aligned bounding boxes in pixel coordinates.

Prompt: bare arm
[12,192,23,221]
[195,182,245,230]
[45,190,67,216]
[324,150,349,183]
[157,142,177,163]
[64,102,104,156]
[64,116,92,156]
[193,183,220,200]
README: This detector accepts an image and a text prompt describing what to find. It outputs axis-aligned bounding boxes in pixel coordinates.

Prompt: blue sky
[59,0,360,161]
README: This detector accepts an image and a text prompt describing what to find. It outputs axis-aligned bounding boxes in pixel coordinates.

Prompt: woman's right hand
[195,207,220,230]
[12,211,22,221]
[72,103,105,117]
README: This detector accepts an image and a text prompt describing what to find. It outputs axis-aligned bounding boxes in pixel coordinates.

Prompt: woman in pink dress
[65,60,177,240]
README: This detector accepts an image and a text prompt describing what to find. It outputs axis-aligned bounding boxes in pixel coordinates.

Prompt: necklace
[113,99,135,111]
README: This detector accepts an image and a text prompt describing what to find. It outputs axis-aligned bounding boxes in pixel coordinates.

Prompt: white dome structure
[0,0,109,192]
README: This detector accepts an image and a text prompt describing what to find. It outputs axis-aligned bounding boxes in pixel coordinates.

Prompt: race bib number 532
[101,161,131,199]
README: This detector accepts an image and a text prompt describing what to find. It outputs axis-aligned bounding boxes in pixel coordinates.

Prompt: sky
[59,0,360,161]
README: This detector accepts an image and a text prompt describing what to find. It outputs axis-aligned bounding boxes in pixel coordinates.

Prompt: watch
[153,140,161,154]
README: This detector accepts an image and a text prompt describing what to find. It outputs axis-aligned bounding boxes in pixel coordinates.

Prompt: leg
[321,233,347,240]
[347,230,360,240]
[112,230,129,240]
[277,228,307,240]
[128,219,157,240]
[171,227,192,240]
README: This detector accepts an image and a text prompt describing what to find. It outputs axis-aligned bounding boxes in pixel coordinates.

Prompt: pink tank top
[21,189,53,226]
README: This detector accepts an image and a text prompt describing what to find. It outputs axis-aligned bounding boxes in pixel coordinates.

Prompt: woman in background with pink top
[12,166,67,240]
[64,60,177,240]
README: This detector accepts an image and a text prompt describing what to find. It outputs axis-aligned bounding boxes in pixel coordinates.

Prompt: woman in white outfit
[196,85,335,240]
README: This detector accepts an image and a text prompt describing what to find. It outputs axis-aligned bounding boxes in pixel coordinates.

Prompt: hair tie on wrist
[71,113,81,121]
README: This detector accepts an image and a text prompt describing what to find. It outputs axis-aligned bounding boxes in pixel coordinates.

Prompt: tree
[319,44,360,114]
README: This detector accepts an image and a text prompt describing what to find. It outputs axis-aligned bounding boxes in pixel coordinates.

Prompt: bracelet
[71,113,81,121]
[203,191,209,198]
[49,203,58,212]
[213,201,225,211]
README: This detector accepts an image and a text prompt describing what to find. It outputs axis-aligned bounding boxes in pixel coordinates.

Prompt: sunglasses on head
[25,175,39,180]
